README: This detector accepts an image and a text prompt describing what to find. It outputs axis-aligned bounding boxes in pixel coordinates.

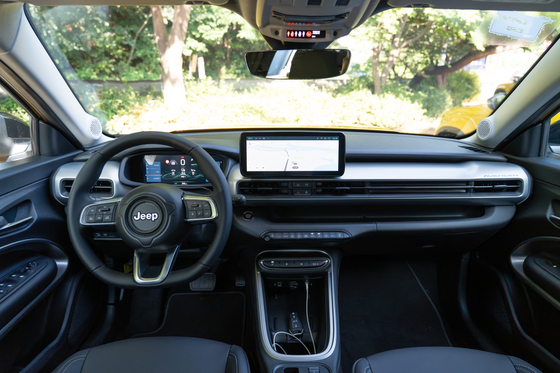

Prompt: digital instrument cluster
[143,155,222,185]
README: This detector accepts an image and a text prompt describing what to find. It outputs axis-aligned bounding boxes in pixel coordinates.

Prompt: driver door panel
[0,152,79,371]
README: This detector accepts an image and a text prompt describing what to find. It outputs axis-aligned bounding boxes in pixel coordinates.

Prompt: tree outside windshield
[18,5,560,137]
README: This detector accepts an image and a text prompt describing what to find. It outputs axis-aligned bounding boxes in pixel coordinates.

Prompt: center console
[253,249,341,373]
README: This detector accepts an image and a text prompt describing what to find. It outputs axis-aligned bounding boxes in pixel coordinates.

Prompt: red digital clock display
[286,30,326,39]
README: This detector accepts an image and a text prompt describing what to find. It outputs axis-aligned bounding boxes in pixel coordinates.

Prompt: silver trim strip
[255,250,337,361]
[182,195,218,222]
[228,162,532,205]
[51,161,131,205]
[133,246,179,285]
[0,216,33,232]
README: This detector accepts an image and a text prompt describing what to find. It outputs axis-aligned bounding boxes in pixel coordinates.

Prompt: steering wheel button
[94,215,104,222]
[196,210,203,218]
[188,211,197,219]
[103,215,113,222]
[86,215,95,223]
[201,201,211,209]
[87,207,97,216]
[203,210,211,218]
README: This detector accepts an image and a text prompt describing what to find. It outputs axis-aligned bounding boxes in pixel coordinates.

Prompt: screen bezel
[240,131,346,177]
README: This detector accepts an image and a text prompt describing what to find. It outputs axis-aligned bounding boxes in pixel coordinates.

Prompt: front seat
[353,347,542,373]
[52,336,250,373]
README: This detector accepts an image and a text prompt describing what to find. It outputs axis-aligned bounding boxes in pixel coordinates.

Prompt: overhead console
[256,0,380,43]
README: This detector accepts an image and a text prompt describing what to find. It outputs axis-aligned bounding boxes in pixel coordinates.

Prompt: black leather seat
[52,336,250,373]
[353,347,543,373]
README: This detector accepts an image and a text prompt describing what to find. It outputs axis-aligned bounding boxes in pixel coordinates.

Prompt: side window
[0,86,32,164]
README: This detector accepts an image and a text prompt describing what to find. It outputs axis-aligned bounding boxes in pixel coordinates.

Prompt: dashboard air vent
[472,180,521,193]
[60,179,114,198]
[459,145,491,154]
[238,179,522,197]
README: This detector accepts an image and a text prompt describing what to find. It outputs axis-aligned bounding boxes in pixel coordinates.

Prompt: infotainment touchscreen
[240,132,345,177]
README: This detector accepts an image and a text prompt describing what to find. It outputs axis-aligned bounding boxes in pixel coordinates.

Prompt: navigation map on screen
[245,135,340,172]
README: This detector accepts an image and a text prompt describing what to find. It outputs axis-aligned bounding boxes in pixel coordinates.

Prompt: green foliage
[407,80,452,117]
[29,6,162,81]
[0,97,29,123]
[185,7,268,79]
[104,81,434,134]
[98,86,158,124]
[446,70,480,107]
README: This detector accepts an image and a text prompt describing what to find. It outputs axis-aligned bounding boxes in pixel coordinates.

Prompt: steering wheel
[66,132,232,288]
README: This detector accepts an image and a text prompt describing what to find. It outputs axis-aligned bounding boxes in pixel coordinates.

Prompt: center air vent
[238,180,522,197]
[60,179,114,198]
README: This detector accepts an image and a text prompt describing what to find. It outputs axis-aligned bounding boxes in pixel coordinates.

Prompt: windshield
[24,5,560,138]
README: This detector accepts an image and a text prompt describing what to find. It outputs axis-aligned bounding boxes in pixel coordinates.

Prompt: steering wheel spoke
[133,246,179,285]
[80,199,122,226]
[183,194,218,222]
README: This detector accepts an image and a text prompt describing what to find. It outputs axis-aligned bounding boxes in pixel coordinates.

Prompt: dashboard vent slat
[238,179,522,197]
[60,179,114,198]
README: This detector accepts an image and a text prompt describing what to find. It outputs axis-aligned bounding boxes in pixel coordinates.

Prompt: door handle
[549,215,560,228]
[0,216,33,234]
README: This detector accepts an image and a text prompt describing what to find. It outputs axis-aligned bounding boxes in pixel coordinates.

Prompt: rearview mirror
[245,49,351,80]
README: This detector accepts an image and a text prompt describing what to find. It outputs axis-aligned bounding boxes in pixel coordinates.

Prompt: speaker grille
[477,119,492,140]
[89,117,102,139]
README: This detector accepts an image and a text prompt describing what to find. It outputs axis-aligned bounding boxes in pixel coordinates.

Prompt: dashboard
[50,130,532,255]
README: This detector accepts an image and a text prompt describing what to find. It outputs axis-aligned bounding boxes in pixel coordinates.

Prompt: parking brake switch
[289,312,304,335]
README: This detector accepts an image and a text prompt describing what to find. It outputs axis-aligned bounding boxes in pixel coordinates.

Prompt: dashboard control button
[316,232,323,239]
[296,232,303,239]
[303,232,310,239]
[243,211,253,220]
[336,232,344,239]
[293,182,303,188]
[263,235,271,242]
[282,232,289,239]
[293,189,311,196]
[289,232,296,239]
[309,232,316,239]
[343,232,350,238]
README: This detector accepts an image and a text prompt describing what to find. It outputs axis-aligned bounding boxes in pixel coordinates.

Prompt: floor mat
[338,257,452,373]
[133,292,246,346]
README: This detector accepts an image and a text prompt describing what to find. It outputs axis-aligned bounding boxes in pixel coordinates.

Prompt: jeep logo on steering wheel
[133,211,159,222]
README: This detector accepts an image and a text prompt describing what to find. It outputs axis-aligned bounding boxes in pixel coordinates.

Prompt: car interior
[2,0,560,373]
